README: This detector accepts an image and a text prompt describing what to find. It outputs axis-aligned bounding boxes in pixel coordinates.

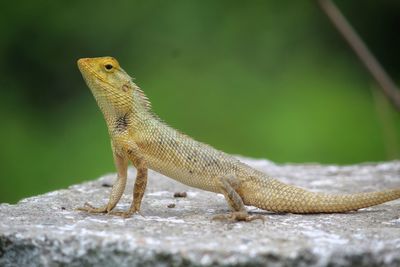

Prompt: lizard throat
[114,113,130,132]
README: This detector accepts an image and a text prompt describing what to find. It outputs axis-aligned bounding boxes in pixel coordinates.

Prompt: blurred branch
[371,85,400,159]
[317,0,400,112]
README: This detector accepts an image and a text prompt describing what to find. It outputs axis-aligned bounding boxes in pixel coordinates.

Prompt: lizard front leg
[77,147,128,214]
[213,174,264,222]
[108,144,148,218]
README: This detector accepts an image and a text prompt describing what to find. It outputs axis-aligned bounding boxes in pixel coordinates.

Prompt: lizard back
[134,115,258,192]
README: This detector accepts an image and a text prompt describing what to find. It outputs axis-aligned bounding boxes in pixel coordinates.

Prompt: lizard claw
[212,211,265,222]
[136,210,145,218]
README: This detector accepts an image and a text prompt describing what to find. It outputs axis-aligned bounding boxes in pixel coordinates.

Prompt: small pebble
[102,183,112,187]
[174,192,187,198]
[167,203,176,208]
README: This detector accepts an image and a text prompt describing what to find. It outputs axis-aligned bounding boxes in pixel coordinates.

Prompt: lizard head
[77,57,136,116]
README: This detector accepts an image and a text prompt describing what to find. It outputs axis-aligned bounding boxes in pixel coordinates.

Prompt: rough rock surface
[1,158,400,267]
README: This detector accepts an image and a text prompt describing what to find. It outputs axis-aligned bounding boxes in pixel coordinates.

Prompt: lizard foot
[212,211,265,222]
[76,202,108,213]
[108,210,134,218]
[107,210,145,218]
[107,211,134,218]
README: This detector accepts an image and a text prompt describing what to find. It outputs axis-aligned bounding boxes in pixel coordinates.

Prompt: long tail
[244,178,400,213]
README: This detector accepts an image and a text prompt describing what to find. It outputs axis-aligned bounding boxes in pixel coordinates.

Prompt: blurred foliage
[0,1,399,203]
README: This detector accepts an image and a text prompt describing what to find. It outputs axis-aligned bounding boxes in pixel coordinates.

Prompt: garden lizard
[77,56,400,221]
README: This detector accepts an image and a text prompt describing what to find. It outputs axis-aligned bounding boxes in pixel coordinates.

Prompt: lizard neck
[104,110,133,136]
[101,89,154,137]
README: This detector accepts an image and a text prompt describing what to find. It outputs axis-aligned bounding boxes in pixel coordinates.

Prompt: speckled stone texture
[1,158,400,267]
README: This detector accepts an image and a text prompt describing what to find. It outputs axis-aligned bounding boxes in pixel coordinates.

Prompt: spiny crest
[132,84,167,123]
[134,86,152,111]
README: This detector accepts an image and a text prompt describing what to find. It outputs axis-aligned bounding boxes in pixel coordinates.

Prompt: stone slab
[1,158,399,266]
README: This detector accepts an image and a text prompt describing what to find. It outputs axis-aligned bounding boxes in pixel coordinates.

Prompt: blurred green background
[0,1,399,203]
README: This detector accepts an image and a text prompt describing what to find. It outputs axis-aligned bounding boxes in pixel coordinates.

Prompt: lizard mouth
[77,58,92,75]
[77,58,117,89]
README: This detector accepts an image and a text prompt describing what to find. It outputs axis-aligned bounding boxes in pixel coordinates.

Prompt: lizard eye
[104,64,113,71]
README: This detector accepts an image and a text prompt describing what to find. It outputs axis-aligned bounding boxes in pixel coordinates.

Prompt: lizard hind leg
[212,174,264,222]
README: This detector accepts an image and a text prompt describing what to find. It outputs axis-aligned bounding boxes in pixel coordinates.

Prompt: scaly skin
[77,56,400,221]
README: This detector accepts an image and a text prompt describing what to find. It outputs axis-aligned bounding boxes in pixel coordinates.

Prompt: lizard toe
[212,211,265,222]
[76,202,108,214]
[108,210,135,218]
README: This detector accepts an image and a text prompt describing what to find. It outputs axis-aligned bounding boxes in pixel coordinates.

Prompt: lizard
[76,56,400,221]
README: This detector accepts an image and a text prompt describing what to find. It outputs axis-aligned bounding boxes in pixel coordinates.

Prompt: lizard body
[77,56,400,221]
